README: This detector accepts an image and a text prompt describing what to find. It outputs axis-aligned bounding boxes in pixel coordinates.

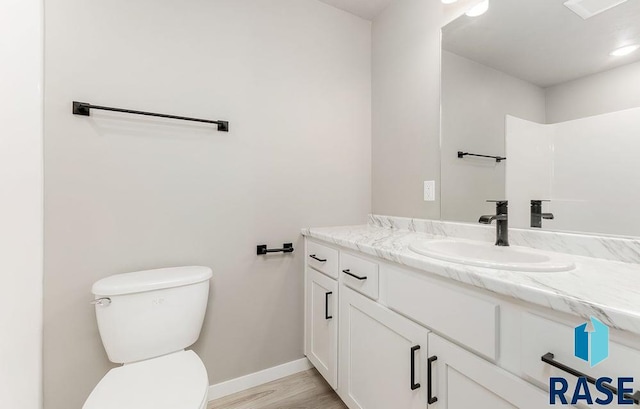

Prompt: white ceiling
[316,0,397,20]
[443,0,640,87]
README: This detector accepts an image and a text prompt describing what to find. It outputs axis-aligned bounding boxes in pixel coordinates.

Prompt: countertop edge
[302,226,640,337]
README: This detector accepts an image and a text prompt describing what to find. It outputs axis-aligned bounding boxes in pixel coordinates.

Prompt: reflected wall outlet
[424,181,436,201]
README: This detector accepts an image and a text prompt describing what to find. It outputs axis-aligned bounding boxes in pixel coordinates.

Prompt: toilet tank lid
[92,266,213,296]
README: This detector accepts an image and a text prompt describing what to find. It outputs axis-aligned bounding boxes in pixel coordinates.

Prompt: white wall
[441,51,546,223]
[371,0,444,218]
[545,60,640,124]
[371,0,497,219]
[0,0,44,408]
[505,116,553,229]
[44,1,371,409]
[506,107,640,236]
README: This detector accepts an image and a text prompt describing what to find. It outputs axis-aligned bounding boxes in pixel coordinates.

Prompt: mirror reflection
[441,0,640,236]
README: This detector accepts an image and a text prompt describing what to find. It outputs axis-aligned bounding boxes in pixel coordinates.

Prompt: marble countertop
[302,223,640,336]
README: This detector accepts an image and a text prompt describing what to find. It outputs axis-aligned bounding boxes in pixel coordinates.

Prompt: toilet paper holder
[257,243,294,255]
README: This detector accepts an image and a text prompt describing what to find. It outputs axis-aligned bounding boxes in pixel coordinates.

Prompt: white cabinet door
[429,334,548,409]
[305,267,338,388]
[339,286,430,409]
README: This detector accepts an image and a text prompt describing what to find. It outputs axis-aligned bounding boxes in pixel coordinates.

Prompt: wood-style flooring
[208,369,347,409]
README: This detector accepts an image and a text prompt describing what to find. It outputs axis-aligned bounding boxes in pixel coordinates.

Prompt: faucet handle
[486,200,508,215]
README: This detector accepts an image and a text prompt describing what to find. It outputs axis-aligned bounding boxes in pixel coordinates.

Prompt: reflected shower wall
[506,107,640,236]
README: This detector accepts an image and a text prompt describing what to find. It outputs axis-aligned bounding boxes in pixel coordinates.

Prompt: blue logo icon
[574,317,609,367]
[549,317,634,405]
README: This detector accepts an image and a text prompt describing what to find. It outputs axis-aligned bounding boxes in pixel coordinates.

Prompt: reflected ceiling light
[610,44,640,57]
[442,0,458,4]
[466,0,489,17]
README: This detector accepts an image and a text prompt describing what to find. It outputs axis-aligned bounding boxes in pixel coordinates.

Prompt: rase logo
[549,317,638,406]
[574,317,609,367]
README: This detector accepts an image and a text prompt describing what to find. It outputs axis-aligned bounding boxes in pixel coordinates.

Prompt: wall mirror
[440,0,640,237]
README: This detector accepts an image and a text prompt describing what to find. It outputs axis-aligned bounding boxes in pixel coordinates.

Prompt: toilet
[83,266,213,409]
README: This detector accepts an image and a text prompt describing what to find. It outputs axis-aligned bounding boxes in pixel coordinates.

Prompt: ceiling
[443,0,640,87]
[316,0,397,20]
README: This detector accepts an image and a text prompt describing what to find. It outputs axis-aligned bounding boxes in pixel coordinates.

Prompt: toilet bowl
[83,351,208,409]
[83,266,213,409]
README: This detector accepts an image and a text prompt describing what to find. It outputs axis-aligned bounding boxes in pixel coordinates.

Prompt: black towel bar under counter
[541,353,640,404]
[458,151,505,163]
[73,101,229,132]
[257,243,294,255]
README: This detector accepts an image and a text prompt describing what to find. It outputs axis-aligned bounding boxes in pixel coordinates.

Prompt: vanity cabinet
[334,283,546,409]
[305,266,338,389]
[303,237,640,408]
[385,264,499,360]
[338,286,430,409]
[428,333,548,409]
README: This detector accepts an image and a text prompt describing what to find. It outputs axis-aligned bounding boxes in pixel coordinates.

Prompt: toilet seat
[83,350,208,409]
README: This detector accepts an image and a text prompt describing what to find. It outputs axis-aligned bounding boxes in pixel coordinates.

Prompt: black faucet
[530,200,554,228]
[479,200,509,246]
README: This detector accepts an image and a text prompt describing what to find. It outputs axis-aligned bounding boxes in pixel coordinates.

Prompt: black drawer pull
[325,292,333,320]
[309,254,327,263]
[411,345,421,390]
[428,356,438,404]
[342,269,367,280]
[542,353,640,404]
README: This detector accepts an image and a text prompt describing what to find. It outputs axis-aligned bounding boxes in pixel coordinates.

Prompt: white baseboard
[207,357,313,401]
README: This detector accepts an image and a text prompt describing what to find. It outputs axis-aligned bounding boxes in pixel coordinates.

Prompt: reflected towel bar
[458,151,505,163]
[72,101,229,132]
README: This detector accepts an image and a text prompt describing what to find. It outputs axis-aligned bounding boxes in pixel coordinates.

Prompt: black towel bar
[72,101,229,132]
[458,151,505,163]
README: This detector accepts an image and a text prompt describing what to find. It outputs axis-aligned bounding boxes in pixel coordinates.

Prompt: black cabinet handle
[428,356,438,404]
[411,345,421,390]
[542,353,640,404]
[309,254,327,263]
[325,292,333,320]
[342,269,367,281]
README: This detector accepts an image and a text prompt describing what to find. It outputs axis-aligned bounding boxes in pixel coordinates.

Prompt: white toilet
[83,266,213,409]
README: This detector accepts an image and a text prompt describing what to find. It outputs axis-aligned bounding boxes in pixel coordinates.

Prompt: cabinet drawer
[340,252,379,300]
[385,265,499,360]
[306,240,339,279]
[521,313,640,405]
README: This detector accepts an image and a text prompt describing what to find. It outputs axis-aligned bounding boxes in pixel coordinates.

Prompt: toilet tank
[92,266,213,364]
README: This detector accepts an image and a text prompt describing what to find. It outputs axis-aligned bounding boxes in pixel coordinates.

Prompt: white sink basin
[409,239,575,272]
